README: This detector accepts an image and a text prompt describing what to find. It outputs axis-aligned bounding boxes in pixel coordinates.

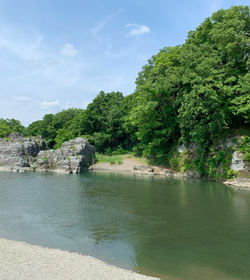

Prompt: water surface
[0,171,250,279]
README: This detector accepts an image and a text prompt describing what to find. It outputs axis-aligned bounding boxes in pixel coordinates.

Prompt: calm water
[0,171,250,279]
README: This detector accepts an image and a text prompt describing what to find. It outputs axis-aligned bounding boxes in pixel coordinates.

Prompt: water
[0,171,250,279]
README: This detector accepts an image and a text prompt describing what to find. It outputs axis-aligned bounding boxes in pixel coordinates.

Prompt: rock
[173,172,187,178]
[177,142,198,153]
[185,170,201,179]
[0,134,47,167]
[214,137,236,151]
[132,165,177,177]
[131,165,154,175]
[9,133,23,141]
[165,169,173,176]
[177,144,188,153]
[231,152,245,171]
[224,178,250,189]
[36,137,95,174]
[0,166,32,172]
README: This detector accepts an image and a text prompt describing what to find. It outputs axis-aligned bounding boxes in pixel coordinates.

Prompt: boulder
[132,165,175,176]
[36,137,95,174]
[185,170,202,179]
[132,165,155,175]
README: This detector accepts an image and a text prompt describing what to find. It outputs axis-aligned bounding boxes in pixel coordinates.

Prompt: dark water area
[0,171,250,280]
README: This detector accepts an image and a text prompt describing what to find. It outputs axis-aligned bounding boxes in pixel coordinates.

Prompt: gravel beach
[0,238,159,280]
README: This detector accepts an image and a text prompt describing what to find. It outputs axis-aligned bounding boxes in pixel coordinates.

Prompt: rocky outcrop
[0,133,47,168]
[0,166,33,172]
[177,142,198,153]
[36,137,95,174]
[184,170,202,179]
[224,178,250,189]
[132,165,202,179]
[0,134,96,174]
[132,165,176,177]
[230,151,245,171]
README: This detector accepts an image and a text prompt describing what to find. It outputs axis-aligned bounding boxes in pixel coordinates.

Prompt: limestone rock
[230,152,245,171]
[214,137,237,151]
[132,165,174,177]
[177,142,198,153]
[0,134,47,167]
[185,170,201,179]
[224,178,250,189]
[177,144,188,153]
[173,172,187,178]
[36,137,95,174]
[132,165,155,175]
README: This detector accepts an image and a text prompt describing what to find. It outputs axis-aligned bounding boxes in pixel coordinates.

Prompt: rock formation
[36,137,96,174]
[0,133,47,168]
[0,134,96,174]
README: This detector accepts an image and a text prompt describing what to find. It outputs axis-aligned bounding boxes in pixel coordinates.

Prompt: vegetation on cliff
[1,6,250,178]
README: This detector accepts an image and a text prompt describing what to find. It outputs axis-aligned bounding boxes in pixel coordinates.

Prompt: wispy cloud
[12,96,32,101]
[40,100,59,109]
[91,10,122,36]
[60,43,79,57]
[125,24,150,37]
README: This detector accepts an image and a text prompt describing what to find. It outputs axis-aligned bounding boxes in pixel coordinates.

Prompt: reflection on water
[0,171,250,280]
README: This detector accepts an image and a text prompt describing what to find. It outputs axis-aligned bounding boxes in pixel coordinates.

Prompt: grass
[95,153,123,165]
[95,152,151,166]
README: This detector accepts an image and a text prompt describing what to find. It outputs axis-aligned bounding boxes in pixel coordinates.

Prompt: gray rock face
[132,165,155,175]
[230,151,245,171]
[177,144,188,153]
[0,134,47,167]
[132,165,175,177]
[224,178,250,189]
[36,137,95,174]
[185,170,201,179]
[214,137,237,151]
[177,142,198,153]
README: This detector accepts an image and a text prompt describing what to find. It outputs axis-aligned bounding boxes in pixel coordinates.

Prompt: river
[0,171,249,279]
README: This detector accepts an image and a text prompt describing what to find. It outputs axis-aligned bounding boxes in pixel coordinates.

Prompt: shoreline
[0,238,159,280]
[1,158,250,190]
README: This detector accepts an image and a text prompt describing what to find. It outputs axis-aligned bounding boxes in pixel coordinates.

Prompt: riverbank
[91,157,250,189]
[0,238,159,280]
[91,155,144,171]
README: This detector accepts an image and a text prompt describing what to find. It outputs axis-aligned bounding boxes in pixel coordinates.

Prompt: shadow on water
[0,171,250,279]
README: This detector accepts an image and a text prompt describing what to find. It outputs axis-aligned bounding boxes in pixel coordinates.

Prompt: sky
[0,0,249,126]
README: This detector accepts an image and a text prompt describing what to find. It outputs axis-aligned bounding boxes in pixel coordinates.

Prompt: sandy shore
[91,157,143,172]
[0,238,159,280]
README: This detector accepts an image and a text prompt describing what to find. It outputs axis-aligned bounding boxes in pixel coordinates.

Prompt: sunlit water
[0,171,250,279]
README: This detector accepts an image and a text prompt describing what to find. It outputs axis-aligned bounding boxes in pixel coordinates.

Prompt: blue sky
[0,0,249,126]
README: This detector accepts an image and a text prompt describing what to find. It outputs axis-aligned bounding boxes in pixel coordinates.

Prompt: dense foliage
[1,6,250,172]
[0,118,25,138]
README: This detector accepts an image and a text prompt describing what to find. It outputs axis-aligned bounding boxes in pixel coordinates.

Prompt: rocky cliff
[36,137,96,174]
[132,135,250,189]
[0,134,96,174]
[0,133,47,169]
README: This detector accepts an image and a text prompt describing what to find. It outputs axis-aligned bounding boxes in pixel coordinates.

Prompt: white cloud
[125,24,150,37]
[12,96,32,101]
[40,100,59,109]
[60,43,79,57]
